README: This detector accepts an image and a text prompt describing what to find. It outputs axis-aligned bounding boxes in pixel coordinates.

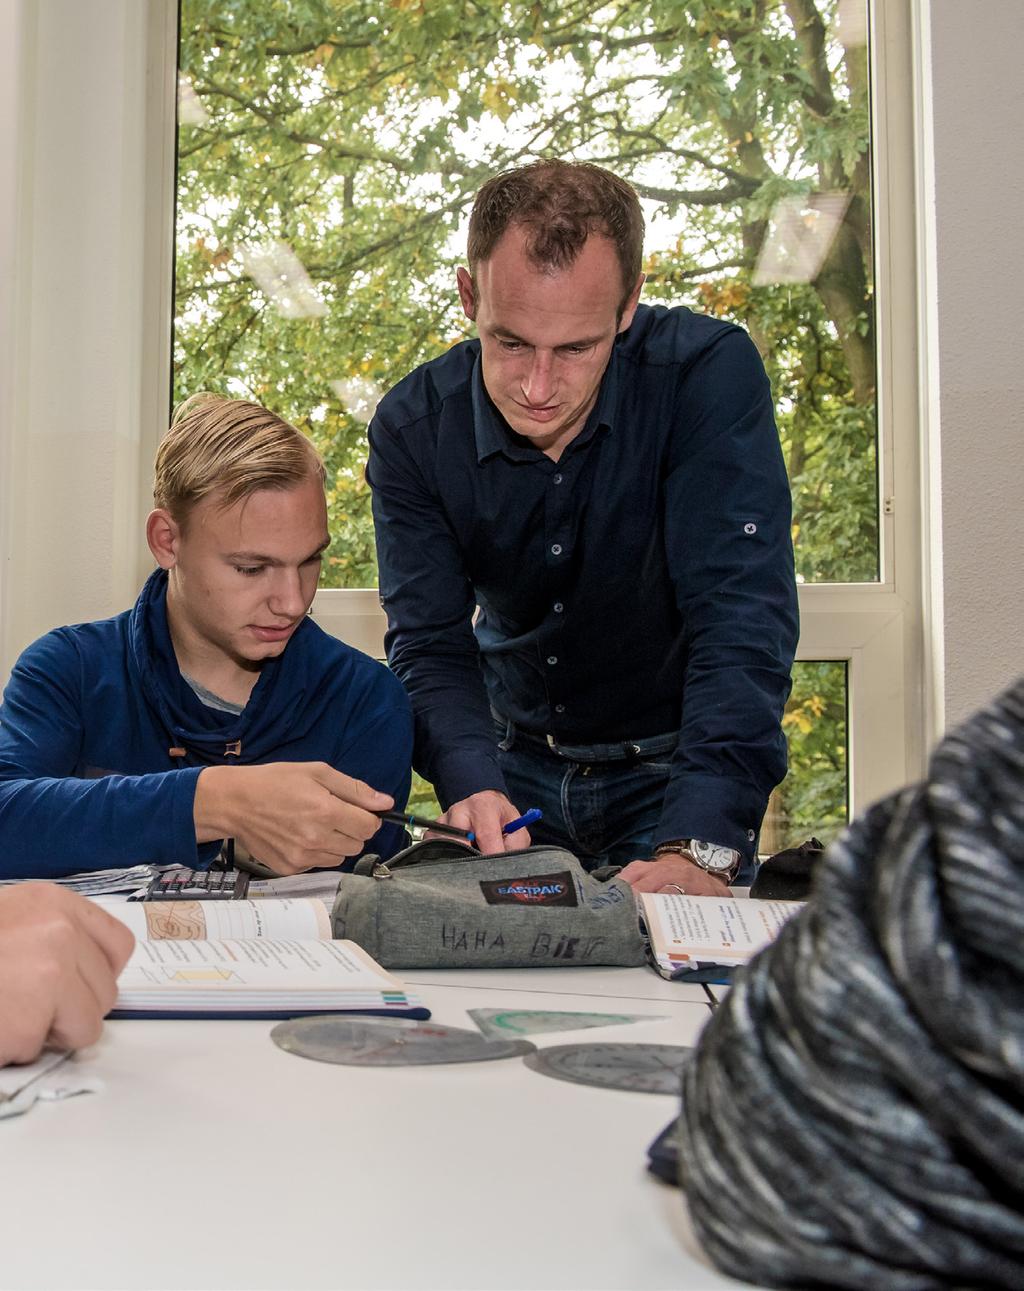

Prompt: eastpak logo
[479,871,578,907]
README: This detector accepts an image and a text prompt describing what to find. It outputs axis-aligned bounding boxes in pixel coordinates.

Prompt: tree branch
[782,0,837,118]
[646,256,752,282]
[193,78,416,173]
[633,180,758,207]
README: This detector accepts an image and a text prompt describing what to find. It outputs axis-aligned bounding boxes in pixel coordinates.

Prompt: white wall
[0,0,174,673]
[0,0,24,653]
[919,0,1024,728]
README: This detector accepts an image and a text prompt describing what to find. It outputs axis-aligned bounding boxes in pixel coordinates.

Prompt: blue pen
[465,808,542,846]
[502,808,543,835]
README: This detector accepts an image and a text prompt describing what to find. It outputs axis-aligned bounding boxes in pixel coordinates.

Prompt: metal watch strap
[653,838,739,881]
[653,840,694,859]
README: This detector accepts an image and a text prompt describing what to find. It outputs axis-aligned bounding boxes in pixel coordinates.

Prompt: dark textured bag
[749,837,824,901]
[331,839,646,969]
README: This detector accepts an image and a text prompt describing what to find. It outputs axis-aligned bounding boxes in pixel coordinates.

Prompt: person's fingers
[335,807,386,844]
[264,844,358,875]
[331,825,381,854]
[47,984,106,1052]
[443,803,473,829]
[273,854,321,876]
[443,804,499,852]
[626,868,671,893]
[73,897,136,975]
[73,926,124,1015]
[643,865,729,897]
[45,931,119,1051]
[317,795,388,846]
[502,826,531,851]
[616,860,652,886]
[472,820,506,853]
[0,990,55,1066]
[314,765,393,811]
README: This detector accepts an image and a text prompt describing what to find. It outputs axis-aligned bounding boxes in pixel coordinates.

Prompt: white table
[0,966,755,1291]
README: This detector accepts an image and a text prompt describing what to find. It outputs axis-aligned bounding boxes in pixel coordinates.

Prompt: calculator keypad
[144,868,250,900]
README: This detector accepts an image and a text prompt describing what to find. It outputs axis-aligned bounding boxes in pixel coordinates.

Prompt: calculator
[141,867,250,900]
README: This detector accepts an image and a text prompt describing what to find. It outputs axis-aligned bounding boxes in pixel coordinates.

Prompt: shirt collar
[471,345,622,465]
[471,359,518,463]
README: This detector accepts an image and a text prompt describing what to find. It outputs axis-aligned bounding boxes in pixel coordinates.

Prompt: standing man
[367,160,797,894]
[0,393,412,879]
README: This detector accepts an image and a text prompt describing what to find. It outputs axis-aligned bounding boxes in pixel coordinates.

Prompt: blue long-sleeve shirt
[367,303,798,861]
[0,569,412,878]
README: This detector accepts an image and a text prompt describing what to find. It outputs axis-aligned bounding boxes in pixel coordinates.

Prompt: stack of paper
[246,870,343,902]
[0,865,162,896]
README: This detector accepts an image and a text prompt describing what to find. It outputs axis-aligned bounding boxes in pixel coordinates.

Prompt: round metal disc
[271,1016,536,1066]
[523,1043,691,1094]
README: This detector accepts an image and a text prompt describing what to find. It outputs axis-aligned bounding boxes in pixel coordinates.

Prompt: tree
[175,0,873,839]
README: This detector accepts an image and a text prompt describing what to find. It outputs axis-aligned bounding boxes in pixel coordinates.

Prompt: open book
[93,898,428,1021]
[638,891,803,980]
[95,895,334,943]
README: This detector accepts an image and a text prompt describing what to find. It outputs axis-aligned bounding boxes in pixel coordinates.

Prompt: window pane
[175,1,876,586]
[763,660,849,852]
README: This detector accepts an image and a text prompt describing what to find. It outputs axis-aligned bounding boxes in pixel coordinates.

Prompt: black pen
[378,810,475,841]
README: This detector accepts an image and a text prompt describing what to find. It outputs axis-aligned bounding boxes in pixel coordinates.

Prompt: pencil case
[331,839,646,969]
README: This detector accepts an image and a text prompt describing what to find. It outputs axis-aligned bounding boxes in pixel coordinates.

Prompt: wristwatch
[653,838,741,882]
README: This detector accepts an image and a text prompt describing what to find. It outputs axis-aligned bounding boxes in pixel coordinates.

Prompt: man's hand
[442,790,531,855]
[195,763,394,875]
[618,854,730,897]
[0,883,136,1067]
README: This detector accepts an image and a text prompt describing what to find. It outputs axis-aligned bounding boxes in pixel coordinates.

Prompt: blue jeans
[493,715,677,871]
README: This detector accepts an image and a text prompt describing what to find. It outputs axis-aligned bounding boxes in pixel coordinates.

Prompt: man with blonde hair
[0,394,412,879]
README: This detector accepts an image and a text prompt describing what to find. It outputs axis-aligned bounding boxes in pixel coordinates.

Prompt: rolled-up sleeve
[657,329,799,858]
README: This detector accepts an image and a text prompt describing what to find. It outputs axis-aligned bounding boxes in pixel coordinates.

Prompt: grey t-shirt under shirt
[182,672,245,717]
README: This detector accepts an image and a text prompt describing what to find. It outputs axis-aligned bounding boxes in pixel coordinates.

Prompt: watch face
[690,839,739,874]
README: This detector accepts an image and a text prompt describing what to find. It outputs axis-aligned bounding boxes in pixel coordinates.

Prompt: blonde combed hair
[154,393,325,522]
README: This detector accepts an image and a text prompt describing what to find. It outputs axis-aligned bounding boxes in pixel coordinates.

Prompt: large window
[174,0,876,845]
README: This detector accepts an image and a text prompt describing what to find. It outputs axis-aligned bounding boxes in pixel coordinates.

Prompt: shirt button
[550,543,563,556]
[547,655,558,665]
[552,473,563,485]
[744,523,757,535]
[747,829,756,841]
[555,704,566,714]
[553,602,564,613]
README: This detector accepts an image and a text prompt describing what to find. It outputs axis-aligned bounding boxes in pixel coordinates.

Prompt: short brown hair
[467,159,645,307]
[154,393,325,523]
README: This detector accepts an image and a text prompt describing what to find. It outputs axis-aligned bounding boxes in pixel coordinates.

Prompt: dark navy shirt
[367,303,798,859]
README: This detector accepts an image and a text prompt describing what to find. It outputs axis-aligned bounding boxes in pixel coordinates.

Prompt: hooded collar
[126,568,309,763]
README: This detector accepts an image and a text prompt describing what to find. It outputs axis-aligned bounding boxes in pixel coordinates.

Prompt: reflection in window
[175,0,877,589]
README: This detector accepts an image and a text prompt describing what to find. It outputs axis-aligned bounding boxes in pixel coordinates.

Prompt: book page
[94,897,331,942]
[118,937,402,994]
[640,893,803,969]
